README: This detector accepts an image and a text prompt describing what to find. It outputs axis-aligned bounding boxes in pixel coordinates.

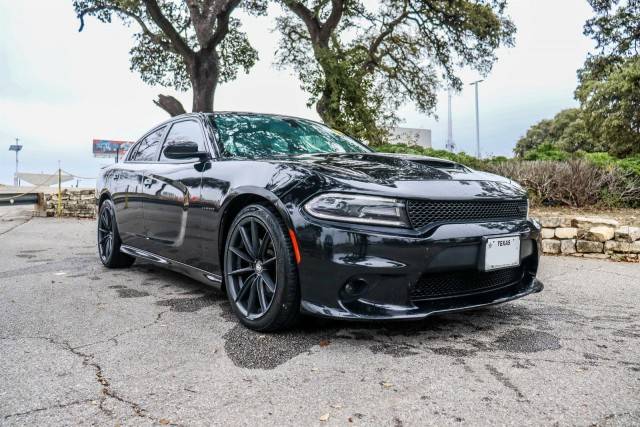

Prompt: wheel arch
[217,188,294,276]
[97,190,112,208]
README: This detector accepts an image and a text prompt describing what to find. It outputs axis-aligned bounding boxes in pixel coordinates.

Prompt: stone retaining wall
[532,215,640,262]
[41,189,96,219]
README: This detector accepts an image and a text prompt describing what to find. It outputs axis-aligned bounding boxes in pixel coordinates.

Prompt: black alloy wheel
[224,204,300,331]
[98,204,114,262]
[97,199,135,268]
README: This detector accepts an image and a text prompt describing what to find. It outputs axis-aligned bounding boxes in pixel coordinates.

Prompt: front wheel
[97,199,135,268]
[224,204,300,331]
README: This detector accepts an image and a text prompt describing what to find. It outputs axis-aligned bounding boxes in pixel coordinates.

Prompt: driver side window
[160,120,206,162]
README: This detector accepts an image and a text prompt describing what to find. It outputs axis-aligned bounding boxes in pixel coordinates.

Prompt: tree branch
[319,0,344,42]
[77,5,177,53]
[209,0,242,49]
[282,0,321,41]
[368,9,409,58]
[153,94,187,116]
[142,0,194,60]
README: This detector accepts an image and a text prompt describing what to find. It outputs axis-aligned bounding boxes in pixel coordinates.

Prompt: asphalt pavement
[1,215,639,426]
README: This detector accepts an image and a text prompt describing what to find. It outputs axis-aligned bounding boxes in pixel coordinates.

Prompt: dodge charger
[96,112,543,331]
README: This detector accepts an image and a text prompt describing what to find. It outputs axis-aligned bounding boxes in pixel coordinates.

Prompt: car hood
[272,152,526,200]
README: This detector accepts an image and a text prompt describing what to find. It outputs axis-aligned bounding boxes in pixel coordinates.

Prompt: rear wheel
[224,204,300,331]
[98,199,135,268]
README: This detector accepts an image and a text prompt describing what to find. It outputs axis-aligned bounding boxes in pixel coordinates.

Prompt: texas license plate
[484,236,520,271]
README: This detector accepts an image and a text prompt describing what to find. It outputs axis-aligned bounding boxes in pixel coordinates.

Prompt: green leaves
[276,0,515,145]
[578,57,640,157]
[218,18,259,84]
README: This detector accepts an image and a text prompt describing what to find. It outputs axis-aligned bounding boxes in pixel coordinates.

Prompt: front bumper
[292,214,543,320]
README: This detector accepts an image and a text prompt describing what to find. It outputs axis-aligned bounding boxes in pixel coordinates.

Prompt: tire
[97,199,135,268]
[224,204,300,331]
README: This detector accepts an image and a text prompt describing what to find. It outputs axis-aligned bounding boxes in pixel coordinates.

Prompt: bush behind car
[375,143,640,208]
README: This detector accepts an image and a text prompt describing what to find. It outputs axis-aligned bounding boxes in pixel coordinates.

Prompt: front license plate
[484,236,521,271]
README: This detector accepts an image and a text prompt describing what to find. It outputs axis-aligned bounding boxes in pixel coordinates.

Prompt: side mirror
[163,141,210,161]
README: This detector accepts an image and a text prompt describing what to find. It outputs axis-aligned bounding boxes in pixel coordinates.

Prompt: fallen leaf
[319,339,330,347]
[311,367,319,372]
[348,417,353,423]
[159,419,170,425]
[319,413,330,422]
[330,404,342,409]
[381,381,393,388]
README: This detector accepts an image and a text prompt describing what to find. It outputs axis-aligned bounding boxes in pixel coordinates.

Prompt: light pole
[9,138,23,187]
[445,89,455,152]
[469,80,483,158]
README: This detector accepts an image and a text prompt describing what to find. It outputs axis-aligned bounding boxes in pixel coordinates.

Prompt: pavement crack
[3,399,94,420]
[0,216,32,237]
[72,309,170,351]
[485,364,528,401]
[62,341,171,423]
[0,335,173,424]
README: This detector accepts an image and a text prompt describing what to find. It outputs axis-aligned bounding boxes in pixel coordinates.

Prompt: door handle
[143,178,153,187]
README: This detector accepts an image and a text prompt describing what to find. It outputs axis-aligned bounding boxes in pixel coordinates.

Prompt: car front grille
[410,267,524,302]
[406,199,527,229]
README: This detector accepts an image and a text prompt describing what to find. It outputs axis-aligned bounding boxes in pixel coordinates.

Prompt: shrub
[375,143,488,170]
[522,143,570,161]
[580,152,640,176]
[487,159,640,208]
[374,144,640,207]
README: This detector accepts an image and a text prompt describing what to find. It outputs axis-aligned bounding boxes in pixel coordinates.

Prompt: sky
[0,0,595,186]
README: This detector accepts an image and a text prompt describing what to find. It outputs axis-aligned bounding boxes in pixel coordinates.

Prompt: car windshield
[212,114,371,157]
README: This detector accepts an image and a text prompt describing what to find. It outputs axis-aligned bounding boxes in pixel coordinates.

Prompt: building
[389,127,432,148]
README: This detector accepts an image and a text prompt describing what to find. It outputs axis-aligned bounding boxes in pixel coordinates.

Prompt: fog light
[343,279,368,297]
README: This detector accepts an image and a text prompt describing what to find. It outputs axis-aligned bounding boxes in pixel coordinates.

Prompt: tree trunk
[190,53,219,112]
[316,93,332,124]
[154,94,187,116]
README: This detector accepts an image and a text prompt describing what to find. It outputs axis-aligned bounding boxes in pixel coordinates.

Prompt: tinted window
[130,127,165,162]
[212,114,370,158]
[160,120,206,162]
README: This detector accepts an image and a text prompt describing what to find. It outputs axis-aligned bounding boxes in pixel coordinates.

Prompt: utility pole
[469,80,483,158]
[445,89,455,152]
[9,138,23,187]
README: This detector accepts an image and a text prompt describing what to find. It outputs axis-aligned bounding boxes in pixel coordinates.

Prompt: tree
[514,109,597,157]
[578,0,639,84]
[74,0,264,115]
[575,0,640,156]
[577,56,640,157]
[275,0,515,144]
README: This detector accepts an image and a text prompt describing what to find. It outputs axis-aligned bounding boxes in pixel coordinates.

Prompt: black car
[96,112,543,331]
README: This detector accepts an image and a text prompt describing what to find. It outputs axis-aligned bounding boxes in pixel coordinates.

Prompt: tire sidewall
[98,199,120,266]
[224,204,297,331]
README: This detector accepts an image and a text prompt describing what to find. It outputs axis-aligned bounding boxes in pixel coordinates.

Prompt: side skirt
[120,245,223,290]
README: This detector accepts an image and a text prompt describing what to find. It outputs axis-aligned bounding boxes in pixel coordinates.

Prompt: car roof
[157,111,327,128]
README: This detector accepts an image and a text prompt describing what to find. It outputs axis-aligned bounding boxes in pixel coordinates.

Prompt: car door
[112,126,166,248]
[140,119,206,265]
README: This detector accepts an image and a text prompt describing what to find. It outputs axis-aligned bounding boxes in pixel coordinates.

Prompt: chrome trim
[120,245,222,284]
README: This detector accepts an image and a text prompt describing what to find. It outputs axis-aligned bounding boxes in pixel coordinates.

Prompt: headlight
[304,193,410,227]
